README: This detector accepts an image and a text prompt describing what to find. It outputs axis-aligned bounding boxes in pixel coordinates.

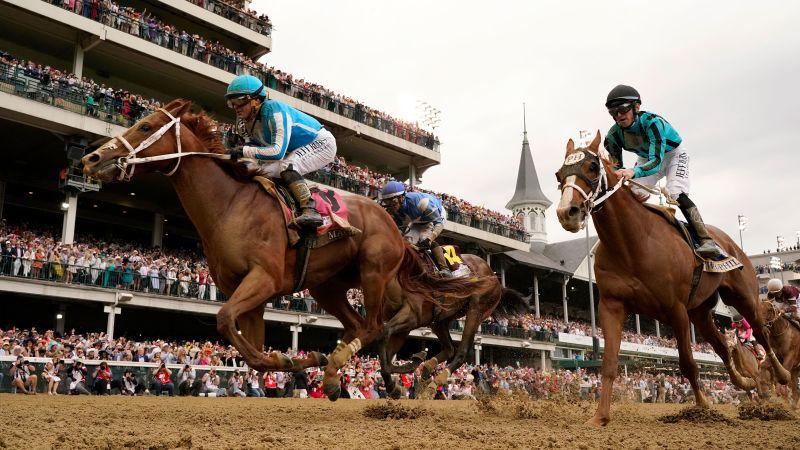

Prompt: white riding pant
[631,144,690,200]
[404,222,444,245]
[246,128,337,177]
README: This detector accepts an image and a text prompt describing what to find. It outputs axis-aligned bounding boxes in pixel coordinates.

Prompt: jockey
[223,75,337,229]
[380,181,452,278]
[603,85,721,259]
[767,278,800,319]
[731,314,765,359]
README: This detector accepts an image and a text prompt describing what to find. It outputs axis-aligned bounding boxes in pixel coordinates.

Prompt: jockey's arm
[603,133,624,171]
[633,118,667,179]
[243,104,291,161]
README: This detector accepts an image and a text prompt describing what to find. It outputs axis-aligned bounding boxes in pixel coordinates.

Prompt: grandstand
[4,0,783,383]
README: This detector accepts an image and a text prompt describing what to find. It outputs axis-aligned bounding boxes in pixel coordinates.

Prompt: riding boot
[676,194,721,259]
[431,245,453,278]
[281,168,323,229]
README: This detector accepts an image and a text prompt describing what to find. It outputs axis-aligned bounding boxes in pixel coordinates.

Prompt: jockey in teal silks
[224,75,336,229]
[603,85,721,259]
[380,181,452,278]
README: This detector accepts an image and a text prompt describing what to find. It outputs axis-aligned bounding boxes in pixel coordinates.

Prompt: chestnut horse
[723,328,764,399]
[759,300,800,408]
[554,132,790,426]
[377,254,530,398]
[81,100,493,399]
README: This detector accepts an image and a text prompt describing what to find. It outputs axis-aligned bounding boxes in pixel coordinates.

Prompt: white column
[533,273,540,318]
[408,165,417,188]
[152,213,164,248]
[540,349,547,371]
[635,314,641,334]
[104,304,121,340]
[61,192,78,244]
[486,253,491,266]
[73,42,84,79]
[55,305,66,335]
[499,264,506,288]
[655,320,661,338]
[290,322,302,353]
[690,323,696,344]
[562,276,569,323]
[474,343,481,366]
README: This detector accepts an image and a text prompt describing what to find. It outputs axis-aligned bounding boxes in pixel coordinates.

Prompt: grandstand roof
[501,249,568,274]
[505,121,552,210]
[543,235,600,274]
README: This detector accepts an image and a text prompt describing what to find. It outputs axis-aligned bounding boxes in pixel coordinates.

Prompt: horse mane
[181,111,227,155]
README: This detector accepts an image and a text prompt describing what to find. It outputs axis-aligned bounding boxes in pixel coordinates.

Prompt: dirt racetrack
[2,394,798,450]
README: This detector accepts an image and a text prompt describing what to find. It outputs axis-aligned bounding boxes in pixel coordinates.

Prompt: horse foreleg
[672,308,710,408]
[791,367,800,410]
[379,332,410,400]
[441,307,483,386]
[216,270,293,372]
[587,299,625,427]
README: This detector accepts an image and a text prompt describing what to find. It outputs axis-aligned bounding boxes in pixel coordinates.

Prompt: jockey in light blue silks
[603,84,721,258]
[224,75,337,229]
[380,181,452,277]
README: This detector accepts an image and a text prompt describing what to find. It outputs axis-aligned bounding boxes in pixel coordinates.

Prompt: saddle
[414,243,472,279]
[642,203,742,273]
[253,176,361,249]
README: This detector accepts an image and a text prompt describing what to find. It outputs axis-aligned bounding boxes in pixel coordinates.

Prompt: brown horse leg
[689,308,756,390]
[422,320,456,381]
[790,367,800,410]
[587,299,625,427]
[672,308,710,408]
[440,307,484,387]
[309,282,365,401]
[217,270,294,372]
[379,331,411,400]
[237,302,266,352]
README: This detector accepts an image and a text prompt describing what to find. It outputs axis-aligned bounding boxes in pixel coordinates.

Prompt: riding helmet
[381,181,406,200]
[605,85,641,108]
[767,278,783,293]
[225,75,266,99]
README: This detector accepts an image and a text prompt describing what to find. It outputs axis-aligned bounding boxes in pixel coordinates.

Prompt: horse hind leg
[791,367,800,410]
[422,320,456,381]
[689,306,757,391]
[379,332,410,400]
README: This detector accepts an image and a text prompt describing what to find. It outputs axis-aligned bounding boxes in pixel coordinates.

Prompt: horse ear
[589,130,602,151]
[165,99,192,118]
[566,139,575,155]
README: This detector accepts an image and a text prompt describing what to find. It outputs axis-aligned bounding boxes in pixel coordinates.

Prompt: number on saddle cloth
[441,245,463,270]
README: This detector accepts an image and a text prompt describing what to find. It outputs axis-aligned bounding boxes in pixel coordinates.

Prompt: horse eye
[589,162,599,172]
[140,123,151,132]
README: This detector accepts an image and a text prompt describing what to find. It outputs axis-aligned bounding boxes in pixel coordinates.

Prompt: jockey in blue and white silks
[603,84,721,259]
[224,75,337,229]
[380,181,452,277]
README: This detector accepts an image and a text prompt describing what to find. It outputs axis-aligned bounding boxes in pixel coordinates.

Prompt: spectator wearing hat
[10,356,38,394]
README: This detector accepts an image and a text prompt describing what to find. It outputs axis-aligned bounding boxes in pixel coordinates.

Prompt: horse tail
[395,243,495,302]
[493,288,531,319]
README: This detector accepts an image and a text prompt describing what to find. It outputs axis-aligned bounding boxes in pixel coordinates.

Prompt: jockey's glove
[417,238,432,250]
[228,146,244,161]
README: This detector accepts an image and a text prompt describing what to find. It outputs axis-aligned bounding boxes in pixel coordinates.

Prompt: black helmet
[605,85,641,108]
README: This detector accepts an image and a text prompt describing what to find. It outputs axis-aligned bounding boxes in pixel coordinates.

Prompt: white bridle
[111,108,230,181]
[559,150,625,220]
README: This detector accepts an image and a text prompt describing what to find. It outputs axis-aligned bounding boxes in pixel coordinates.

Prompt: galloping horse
[759,300,800,408]
[377,254,530,398]
[554,132,791,426]
[81,100,494,399]
[723,328,764,399]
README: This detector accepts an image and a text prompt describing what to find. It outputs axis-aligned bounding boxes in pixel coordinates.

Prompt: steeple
[506,103,552,252]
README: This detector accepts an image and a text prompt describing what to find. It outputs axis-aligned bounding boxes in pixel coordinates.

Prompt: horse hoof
[411,351,427,363]
[323,383,341,401]
[421,368,431,381]
[585,416,608,427]
[389,385,402,400]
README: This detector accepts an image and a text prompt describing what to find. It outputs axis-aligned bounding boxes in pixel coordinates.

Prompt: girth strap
[292,233,316,293]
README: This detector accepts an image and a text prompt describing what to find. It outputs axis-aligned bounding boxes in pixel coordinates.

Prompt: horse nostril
[567,206,580,218]
[87,153,100,163]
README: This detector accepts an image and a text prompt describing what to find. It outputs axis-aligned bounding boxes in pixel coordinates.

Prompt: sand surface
[1,394,798,449]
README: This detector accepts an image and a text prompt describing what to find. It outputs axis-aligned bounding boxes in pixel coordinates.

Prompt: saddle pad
[642,203,742,273]
[252,176,361,249]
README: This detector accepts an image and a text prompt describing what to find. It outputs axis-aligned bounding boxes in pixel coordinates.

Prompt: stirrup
[696,242,721,259]
[437,268,453,278]
[295,209,323,229]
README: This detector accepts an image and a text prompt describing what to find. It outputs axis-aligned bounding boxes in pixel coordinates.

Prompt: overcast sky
[254,0,799,255]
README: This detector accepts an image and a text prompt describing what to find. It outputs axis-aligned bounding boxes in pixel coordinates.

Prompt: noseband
[111,108,229,181]
[556,149,625,221]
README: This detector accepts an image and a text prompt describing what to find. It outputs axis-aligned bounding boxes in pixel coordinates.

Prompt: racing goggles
[226,95,251,109]
[607,102,634,117]
[380,196,402,207]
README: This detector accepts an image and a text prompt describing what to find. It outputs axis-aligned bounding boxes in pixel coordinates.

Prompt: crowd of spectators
[754,261,799,275]
[1,326,746,404]
[184,0,272,36]
[40,0,439,149]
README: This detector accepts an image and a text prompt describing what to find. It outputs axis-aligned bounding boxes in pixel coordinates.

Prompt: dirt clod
[737,403,796,421]
[363,401,426,420]
[659,406,735,425]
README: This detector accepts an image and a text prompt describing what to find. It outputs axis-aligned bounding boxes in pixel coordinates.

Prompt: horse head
[82,99,193,183]
[759,300,780,327]
[555,131,621,232]
[723,327,738,348]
